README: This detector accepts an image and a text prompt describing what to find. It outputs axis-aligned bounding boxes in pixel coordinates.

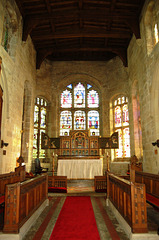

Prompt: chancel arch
[150,59,159,173]
[132,80,143,161]
[21,80,33,167]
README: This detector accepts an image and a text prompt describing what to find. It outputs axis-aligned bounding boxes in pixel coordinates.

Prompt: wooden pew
[48,176,67,193]
[94,176,107,193]
[0,172,22,201]
[3,174,48,233]
[107,171,148,233]
[135,171,159,210]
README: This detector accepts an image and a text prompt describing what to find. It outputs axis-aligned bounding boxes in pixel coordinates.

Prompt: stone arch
[2,0,19,59]
[0,60,10,122]
[57,73,102,94]
[132,80,143,160]
[21,80,33,170]
[151,59,159,138]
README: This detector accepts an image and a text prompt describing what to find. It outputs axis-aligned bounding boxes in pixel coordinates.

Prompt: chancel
[0,0,159,239]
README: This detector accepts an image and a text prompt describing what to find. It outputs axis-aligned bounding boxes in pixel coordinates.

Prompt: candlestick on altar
[52,151,55,176]
[107,152,110,171]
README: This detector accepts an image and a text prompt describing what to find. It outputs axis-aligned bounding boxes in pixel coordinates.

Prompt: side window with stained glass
[113,96,130,159]
[33,97,48,159]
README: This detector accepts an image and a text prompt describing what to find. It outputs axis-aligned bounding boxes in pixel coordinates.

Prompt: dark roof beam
[125,18,141,39]
[44,0,56,33]
[36,46,127,69]
[32,30,131,41]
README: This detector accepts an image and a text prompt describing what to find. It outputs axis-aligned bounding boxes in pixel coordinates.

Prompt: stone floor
[21,180,159,240]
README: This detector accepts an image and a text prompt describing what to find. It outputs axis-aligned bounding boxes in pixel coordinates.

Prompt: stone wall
[0,0,36,173]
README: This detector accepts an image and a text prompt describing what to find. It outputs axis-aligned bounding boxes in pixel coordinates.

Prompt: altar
[55,130,104,179]
[57,158,103,179]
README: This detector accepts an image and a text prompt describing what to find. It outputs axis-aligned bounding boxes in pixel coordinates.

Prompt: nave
[22,180,159,240]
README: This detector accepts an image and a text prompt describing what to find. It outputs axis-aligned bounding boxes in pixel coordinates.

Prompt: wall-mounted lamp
[1,140,9,148]
[152,139,159,148]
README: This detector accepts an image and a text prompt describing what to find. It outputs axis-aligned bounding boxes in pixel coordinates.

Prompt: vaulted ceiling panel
[15,0,146,69]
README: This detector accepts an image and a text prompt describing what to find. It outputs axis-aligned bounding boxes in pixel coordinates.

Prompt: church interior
[0,0,159,239]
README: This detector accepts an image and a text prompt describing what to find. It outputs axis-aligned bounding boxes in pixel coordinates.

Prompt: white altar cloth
[57,159,103,179]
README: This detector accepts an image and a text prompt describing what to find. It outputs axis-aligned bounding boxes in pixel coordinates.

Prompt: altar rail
[94,176,107,192]
[3,174,48,233]
[107,172,148,233]
[48,176,67,188]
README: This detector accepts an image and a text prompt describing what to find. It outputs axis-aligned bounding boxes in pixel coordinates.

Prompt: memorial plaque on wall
[41,132,60,149]
[99,137,111,149]
[110,132,119,149]
[50,138,60,149]
[41,132,50,149]
[99,132,119,149]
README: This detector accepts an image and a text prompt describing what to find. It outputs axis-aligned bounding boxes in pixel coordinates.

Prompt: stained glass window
[33,97,48,159]
[154,23,158,45]
[115,106,121,127]
[40,107,46,128]
[60,82,100,135]
[60,111,72,136]
[122,104,129,126]
[61,89,72,108]
[67,84,72,89]
[87,90,99,108]
[123,128,130,157]
[113,96,130,159]
[115,129,123,158]
[74,83,85,108]
[74,111,86,130]
[87,84,92,89]
[88,111,99,135]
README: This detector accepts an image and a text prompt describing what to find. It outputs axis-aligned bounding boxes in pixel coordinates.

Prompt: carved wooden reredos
[59,130,99,157]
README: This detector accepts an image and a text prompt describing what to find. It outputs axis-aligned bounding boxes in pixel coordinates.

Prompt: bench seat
[146,193,159,209]
[48,187,67,193]
[0,195,4,205]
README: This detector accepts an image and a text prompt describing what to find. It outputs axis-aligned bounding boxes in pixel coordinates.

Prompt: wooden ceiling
[15,0,146,69]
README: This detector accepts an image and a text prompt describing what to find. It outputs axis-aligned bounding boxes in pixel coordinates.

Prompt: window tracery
[113,96,130,159]
[60,82,100,136]
[33,97,48,159]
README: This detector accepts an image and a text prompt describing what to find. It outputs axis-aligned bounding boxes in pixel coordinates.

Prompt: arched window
[60,82,100,136]
[2,2,18,58]
[145,1,159,55]
[113,96,130,159]
[33,97,48,159]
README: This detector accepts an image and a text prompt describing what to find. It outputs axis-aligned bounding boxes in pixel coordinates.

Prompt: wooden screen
[0,57,3,141]
[59,130,99,156]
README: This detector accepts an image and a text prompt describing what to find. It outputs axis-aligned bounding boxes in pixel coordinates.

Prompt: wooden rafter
[14,0,145,68]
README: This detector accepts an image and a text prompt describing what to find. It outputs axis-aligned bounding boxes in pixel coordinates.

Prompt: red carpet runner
[49,196,100,240]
